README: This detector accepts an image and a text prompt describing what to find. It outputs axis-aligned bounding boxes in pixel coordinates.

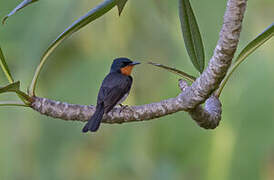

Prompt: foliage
[148,62,196,82]
[0,46,14,83]
[216,23,274,96]
[2,0,38,24]
[0,0,273,179]
[179,0,205,73]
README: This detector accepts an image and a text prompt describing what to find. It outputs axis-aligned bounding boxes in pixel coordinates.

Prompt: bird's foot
[119,104,134,113]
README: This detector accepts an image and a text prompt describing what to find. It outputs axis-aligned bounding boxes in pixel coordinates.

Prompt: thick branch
[31,0,247,129]
[31,80,221,129]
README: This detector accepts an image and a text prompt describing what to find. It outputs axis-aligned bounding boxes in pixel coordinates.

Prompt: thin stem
[215,60,242,97]
[148,62,196,82]
[0,101,29,107]
[14,90,33,103]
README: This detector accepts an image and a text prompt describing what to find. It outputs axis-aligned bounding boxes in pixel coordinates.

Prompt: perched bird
[82,57,140,133]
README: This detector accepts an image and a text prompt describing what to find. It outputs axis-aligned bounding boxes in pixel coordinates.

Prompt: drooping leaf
[0,101,28,107]
[0,81,32,103]
[116,0,128,15]
[29,0,117,96]
[0,46,14,83]
[2,0,38,24]
[148,62,196,82]
[216,23,274,97]
[179,0,205,73]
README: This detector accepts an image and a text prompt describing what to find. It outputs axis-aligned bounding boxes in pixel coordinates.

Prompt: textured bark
[31,80,222,129]
[31,0,247,129]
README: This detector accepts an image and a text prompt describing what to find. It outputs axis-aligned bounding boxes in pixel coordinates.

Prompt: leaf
[0,48,31,103]
[216,23,274,97]
[0,81,33,103]
[116,0,128,15]
[2,0,38,25]
[178,0,205,73]
[235,23,274,65]
[29,0,117,96]
[0,81,20,94]
[148,62,196,82]
[0,46,14,83]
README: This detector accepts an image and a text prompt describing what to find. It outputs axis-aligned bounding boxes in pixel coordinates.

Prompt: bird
[82,57,140,133]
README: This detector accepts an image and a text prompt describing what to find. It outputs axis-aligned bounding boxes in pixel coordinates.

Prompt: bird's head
[110,57,140,76]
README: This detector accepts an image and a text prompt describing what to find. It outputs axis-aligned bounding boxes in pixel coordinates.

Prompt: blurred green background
[0,0,273,179]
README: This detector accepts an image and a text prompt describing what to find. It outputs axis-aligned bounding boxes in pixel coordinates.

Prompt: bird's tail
[82,103,104,133]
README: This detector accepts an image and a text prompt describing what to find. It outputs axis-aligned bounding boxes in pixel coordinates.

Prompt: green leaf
[2,0,38,25]
[116,0,128,15]
[0,81,20,94]
[29,0,117,96]
[0,81,33,103]
[0,101,29,107]
[179,0,205,73]
[148,62,196,82]
[216,23,274,97]
[0,48,31,103]
[0,46,14,83]
[235,23,274,65]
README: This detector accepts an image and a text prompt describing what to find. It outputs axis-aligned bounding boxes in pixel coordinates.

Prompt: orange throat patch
[120,65,134,76]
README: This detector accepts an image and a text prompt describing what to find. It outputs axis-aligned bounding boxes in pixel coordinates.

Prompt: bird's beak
[130,61,141,66]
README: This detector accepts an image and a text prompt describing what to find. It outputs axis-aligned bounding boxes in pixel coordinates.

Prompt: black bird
[82,57,140,133]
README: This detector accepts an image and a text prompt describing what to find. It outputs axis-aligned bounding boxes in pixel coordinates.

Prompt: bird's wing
[102,87,129,113]
[97,73,132,113]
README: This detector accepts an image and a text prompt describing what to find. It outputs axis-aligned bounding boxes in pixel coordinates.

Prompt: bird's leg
[119,104,134,113]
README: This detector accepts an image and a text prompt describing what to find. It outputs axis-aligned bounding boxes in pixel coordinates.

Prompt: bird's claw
[119,104,134,114]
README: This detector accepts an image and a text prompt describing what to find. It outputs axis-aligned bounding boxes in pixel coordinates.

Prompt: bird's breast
[120,66,134,76]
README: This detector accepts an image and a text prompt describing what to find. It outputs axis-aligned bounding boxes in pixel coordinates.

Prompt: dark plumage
[82,57,140,133]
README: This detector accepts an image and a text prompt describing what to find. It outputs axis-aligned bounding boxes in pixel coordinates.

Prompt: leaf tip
[1,16,8,25]
[179,0,205,74]
[117,7,123,16]
[116,0,128,16]
[147,62,159,66]
[198,66,204,73]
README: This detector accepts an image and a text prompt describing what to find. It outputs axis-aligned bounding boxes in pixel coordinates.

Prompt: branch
[31,80,221,128]
[30,0,247,129]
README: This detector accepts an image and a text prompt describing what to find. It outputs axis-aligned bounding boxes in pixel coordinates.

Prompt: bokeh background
[0,0,273,179]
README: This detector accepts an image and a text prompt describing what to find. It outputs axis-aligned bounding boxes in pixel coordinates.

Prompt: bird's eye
[123,62,130,66]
